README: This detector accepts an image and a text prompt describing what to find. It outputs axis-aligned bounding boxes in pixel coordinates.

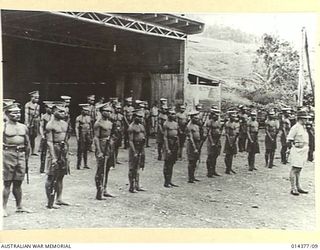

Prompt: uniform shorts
[3,149,26,181]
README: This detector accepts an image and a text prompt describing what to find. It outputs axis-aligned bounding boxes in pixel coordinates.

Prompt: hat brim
[298,115,311,119]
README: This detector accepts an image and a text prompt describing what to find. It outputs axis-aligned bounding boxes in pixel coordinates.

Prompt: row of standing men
[2,91,315,216]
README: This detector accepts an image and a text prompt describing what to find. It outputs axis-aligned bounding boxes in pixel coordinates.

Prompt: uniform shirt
[287,122,309,168]
[151,106,159,117]
[89,104,97,123]
[24,101,40,126]
[287,122,309,148]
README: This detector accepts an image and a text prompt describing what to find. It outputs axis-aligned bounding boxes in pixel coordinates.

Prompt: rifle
[25,156,29,184]
[201,111,210,127]
[122,112,130,127]
[102,136,111,190]
[48,118,71,207]
[102,122,115,190]
[285,148,291,163]
[63,118,71,175]
[135,152,142,171]
[140,138,146,170]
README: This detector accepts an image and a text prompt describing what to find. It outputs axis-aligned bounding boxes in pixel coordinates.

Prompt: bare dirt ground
[3,132,315,230]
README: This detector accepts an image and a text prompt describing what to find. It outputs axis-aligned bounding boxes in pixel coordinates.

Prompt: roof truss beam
[161,18,179,25]
[49,11,187,40]
[2,25,114,52]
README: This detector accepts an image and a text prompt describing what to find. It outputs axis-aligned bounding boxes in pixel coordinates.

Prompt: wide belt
[3,144,26,152]
[133,140,145,145]
[168,136,178,141]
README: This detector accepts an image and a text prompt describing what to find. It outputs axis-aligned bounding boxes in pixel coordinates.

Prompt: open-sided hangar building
[2,10,205,120]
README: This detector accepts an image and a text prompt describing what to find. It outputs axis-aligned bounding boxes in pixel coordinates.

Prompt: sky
[194,13,318,49]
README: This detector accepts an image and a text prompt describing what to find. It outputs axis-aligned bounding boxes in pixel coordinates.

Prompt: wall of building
[184,83,221,110]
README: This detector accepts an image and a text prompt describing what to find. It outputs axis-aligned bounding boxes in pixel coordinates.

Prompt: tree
[252,34,300,105]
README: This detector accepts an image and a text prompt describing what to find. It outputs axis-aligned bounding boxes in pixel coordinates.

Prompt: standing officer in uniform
[114,103,124,164]
[123,97,135,149]
[151,101,159,136]
[39,101,54,174]
[3,102,31,217]
[128,110,147,193]
[163,110,180,188]
[287,110,310,195]
[75,104,92,170]
[61,96,71,120]
[177,104,188,160]
[246,110,260,171]
[186,110,201,183]
[265,110,279,168]
[45,102,70,208]
[157,105,168,160]
[224,110,238,174]
[280,108,291,164]
[206,107,222,177]
[93,104,115,199]
[25,90,40,156]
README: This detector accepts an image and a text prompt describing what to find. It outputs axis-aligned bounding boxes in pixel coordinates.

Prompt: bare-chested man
[123,97,135,149]
[163,110,180,188]
[186,110,201,183]
[279,108,291,164]
[128,110,147,193]
[206,108,222,177]
[224,110,239,174]
[45,102,70,209]
[177,104,188,160]
[157,105,168,160]
[87,95,96,152]
[246,111,260,171]
[265,110,279,168]
[94,104,115,200]
[39,101,54,174]
[24,90,40,155]
[113,103,124,164]
[3,102,31,217]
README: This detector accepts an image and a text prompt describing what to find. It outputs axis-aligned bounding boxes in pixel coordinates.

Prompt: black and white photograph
[1,10,317,231]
